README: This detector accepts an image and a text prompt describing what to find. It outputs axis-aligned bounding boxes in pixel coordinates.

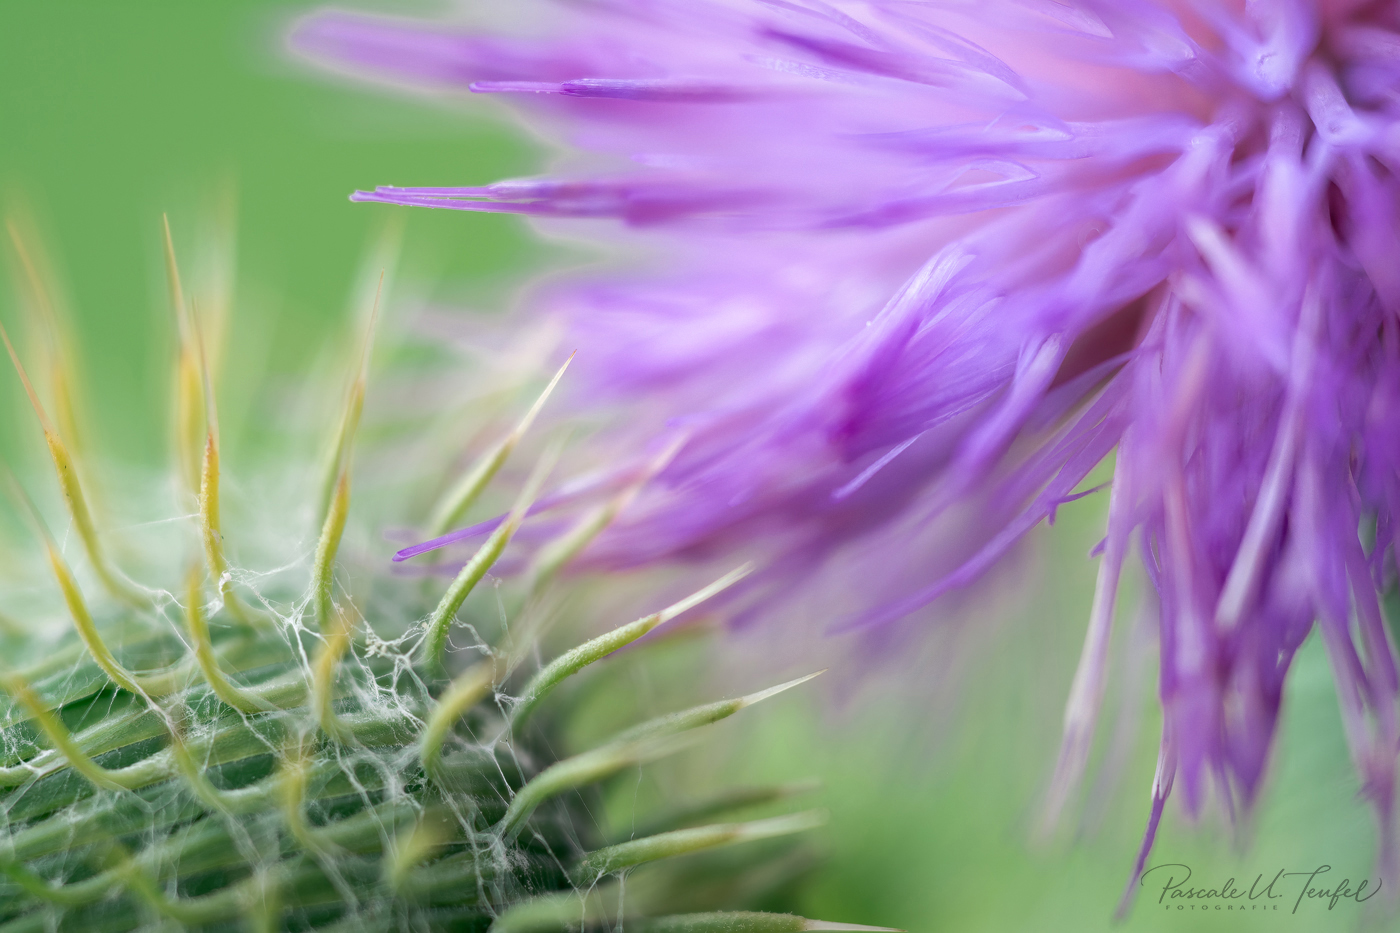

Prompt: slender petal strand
[294,0,1400,898]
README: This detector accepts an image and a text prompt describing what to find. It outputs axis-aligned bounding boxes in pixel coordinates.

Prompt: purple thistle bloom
[293,0,1400,905]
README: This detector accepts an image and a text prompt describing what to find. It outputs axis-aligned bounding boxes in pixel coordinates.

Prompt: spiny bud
[0,219,871,933]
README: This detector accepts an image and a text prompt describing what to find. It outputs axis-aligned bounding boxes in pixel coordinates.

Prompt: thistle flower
[293,0,1400,910]
[0,219,868,932]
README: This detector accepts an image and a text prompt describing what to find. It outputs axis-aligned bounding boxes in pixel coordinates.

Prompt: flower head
[294,0,1400,902]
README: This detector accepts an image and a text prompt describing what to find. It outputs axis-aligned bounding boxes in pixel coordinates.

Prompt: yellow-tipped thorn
[306,275,383,634]
[0,317,55,437]
[510,563,754,729]
[386,811,452,893]
[611,670,825,748]
[736,670,826,709]
[188,300,256,627]
[241,869,281,933]
[165,214,205,498]
[419,657,501,776]
[570,810,829,884]
[525,428,683,595]
[426,352,575,538]
[119,851,212,927]
[0,669,129,792]
[3,473,150,698]
[183,565,273,714]
[7,219,87,463]
[198,429,256,626]
[278,735,330,856]
[0,319,147,607]
[315,271,382,532]
[170,221,253,623]
[311,469,350,635]
[162,214,189,334]
[422,439,563,670]
[312,604,354,738]
[174,347,204,497]
[166,710,234,815]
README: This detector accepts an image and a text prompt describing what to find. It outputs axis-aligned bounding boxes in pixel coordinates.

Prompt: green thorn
[510,564,753,730]
[426,352,574,538]
[498,671,820,838]
[625,780,823,840]
[612,671,824,746]
[571,811,828,884]
[0,320,147,607]
[314,271,382,532]
[312,469,350,635]
[496,733,698,840]
[419,658,500,775]
[422,439,561,670]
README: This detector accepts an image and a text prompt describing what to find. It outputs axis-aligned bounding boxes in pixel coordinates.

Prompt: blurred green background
[0,0,542,466]
[0,3,1387,931]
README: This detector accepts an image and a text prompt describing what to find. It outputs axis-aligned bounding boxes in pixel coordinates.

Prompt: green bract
[0,222,879,933]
